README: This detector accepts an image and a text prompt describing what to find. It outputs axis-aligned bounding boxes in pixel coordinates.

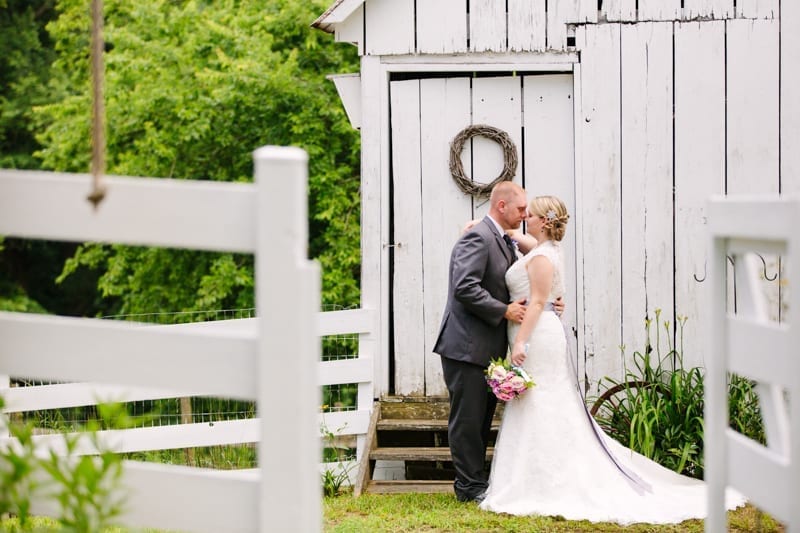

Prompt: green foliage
[30,0,361,316]
[591,310,767,479]
[320,418,355,498]
[0,0,58,169]
[0,398,127,532]
[0,398,39,529]
[39,404,127,532]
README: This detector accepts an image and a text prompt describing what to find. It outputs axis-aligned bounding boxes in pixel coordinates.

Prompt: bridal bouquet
[485,358,535,401]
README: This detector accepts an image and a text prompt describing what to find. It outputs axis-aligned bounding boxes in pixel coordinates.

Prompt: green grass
[1,495,784,532]
[324,493,784,532]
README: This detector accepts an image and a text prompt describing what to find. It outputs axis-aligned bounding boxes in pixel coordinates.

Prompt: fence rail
[0,147,370,532]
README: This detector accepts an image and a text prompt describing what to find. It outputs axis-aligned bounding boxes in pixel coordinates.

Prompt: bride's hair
[529,196,569,242]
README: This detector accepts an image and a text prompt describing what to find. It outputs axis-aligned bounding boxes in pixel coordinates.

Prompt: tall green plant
[591,310,766,479]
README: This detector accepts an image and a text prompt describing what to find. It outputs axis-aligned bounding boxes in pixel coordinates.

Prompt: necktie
[502,234,517,259]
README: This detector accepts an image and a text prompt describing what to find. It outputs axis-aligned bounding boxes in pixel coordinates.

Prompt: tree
[33,0,361,317]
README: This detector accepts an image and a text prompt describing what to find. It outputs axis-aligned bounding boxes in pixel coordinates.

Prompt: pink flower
[490,365,508,381]
[509,376,527,391]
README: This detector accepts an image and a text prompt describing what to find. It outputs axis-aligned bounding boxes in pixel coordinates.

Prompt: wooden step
[366,480,454,494]
[370,446,494,461]
[377,418,500,431]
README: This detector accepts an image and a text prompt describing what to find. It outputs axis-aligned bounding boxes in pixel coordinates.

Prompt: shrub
[590,310,766,479]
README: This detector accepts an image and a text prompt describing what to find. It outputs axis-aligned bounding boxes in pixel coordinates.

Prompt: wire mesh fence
[9,304,362,435]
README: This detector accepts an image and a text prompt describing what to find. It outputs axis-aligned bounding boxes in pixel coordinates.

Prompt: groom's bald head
[490,181,524,208]
[489,181,528,231]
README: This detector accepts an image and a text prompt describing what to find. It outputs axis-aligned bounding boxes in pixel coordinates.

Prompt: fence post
[254,146,321,533]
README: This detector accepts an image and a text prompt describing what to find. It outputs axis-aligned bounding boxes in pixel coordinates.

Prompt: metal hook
[755,253,778,282]
[693,261,707,283]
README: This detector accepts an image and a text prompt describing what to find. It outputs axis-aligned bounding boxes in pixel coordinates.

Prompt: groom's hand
[553,297,565,317]
[504,298,527,323]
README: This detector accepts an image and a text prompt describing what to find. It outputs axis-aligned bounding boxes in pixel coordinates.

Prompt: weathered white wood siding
[391,79,425,395]
[620,22,674,365]
[674,21,726,369]
[389,74,573,395]
[577,23,622,386]
[317,0,789,394]
[419,78,473,397]
[324,0,778,56]
[522,74,577,358]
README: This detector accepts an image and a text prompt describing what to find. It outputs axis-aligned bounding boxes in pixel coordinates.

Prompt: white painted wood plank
[572,0,599,23]
[359,56,388,395]
[318,409,371,437]
[571,63,588,391]
[120,462,260,533]
[254,146,320,533]
[471,76,523,221]
[707,199,800,242]
[319,358,373,386]
[29,461,260,533]
[330,73,362,129]
[782,1,800,195]
[602,0,636,22]
[637,0,681,21]
[726,18,781,325]
[365,0,414,55]
[727,19,779,195]
[417,0,467,54]
[470,0,506,53]
[736,0,778,19]
[727,430,791,522]
[0,312,255,399]
[1,382,185,413]
[390,79,426,396]
[577,24,622,387]
[620,23,674,361]
[546,0,571,51]
[335,4,364,55]
[508,0,546,52]
[0,170,256,253]
[683,0,733,20]
[419,77,472,396]
[0,411,370,457]
[318,308,376,336]
[674,21,726,370]
[727,320,793,387]
[522,74,577,357]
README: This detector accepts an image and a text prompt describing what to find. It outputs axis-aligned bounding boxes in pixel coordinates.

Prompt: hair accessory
[545,209,557,222]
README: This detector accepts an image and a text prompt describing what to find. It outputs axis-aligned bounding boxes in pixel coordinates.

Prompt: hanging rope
[88,0,107,208]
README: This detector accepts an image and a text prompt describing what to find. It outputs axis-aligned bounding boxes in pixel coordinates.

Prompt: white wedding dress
[479,241,745,524]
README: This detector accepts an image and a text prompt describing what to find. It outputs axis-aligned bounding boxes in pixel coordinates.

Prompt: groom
[433,181,529,503]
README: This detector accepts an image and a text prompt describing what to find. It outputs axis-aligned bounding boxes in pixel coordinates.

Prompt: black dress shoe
[456,491,487,503]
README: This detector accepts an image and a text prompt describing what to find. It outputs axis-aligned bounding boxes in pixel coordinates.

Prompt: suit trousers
[441,355,498,500]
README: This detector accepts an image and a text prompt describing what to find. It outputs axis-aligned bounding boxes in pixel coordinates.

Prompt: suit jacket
[433,217,517,367]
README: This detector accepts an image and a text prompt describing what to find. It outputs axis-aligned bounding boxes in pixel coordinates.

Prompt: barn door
[390,74,575,396]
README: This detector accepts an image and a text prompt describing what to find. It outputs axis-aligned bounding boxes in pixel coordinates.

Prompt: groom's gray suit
[434,216,517,502]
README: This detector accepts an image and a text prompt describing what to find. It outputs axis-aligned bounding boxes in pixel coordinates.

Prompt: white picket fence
[705,196,798,532]
[0,147,375,532]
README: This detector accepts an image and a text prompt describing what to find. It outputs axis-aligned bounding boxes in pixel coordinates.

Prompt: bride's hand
[462,218,481,234]
[511,342,526,366]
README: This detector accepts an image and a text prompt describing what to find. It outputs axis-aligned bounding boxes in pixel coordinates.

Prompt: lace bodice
[505,240,565,303]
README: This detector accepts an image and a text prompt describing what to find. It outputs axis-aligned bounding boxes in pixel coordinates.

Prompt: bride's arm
[507,228,537,254]
[510,255,553,367]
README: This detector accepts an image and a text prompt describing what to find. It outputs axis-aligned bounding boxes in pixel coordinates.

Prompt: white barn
[313,0,796,399]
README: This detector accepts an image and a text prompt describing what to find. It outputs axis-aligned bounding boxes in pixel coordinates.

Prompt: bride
[479,195,744,524]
